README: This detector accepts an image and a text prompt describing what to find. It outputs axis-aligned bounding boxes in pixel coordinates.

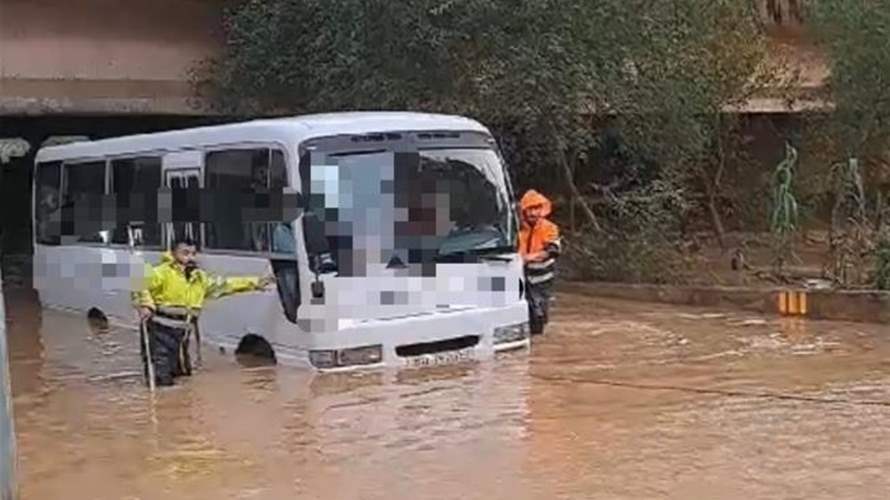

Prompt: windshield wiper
[479,254,512,262]
[435,245,515,262]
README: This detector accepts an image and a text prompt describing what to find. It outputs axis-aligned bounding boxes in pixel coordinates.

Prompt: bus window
[62,161,107,244]
[205,148,282,253]
[35,161,62,246]
[165,169,202,249]
[110,157,161,247]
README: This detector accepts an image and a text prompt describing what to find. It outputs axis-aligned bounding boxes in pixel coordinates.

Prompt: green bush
[561,181,694,285]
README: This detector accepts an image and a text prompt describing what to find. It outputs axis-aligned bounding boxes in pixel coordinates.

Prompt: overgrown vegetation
[876,236,890,290]
[194,0,890,289]
[809,0,890,287]
[563,180,694,284]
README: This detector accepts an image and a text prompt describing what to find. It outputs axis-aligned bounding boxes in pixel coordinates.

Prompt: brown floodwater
[6,288,890,500]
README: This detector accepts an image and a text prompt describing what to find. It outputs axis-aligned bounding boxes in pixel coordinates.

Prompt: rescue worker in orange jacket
[518,190,562,334]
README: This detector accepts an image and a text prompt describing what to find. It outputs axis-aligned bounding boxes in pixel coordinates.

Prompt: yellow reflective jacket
[134,252,262,312]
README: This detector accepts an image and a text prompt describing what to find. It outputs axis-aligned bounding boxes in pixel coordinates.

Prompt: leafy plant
[770,142,800,275]
[828,157,872,286]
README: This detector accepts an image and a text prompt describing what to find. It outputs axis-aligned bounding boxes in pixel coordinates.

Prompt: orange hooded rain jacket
[518,190,561,285]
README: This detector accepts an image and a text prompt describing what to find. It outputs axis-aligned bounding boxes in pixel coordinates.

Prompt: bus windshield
[302,138,516,277]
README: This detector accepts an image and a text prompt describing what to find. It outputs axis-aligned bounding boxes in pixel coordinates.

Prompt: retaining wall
[563,281,890,324]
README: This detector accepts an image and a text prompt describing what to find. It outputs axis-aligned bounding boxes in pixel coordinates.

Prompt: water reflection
[5,288,46,402]
[7,290,890,499]
[235,353,277,370]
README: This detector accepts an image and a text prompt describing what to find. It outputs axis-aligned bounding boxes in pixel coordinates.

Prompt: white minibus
[32,112,530,370]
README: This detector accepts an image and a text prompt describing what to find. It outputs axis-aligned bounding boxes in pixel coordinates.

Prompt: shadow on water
[308,370,386,396]
[394,362,478,386]
[234,352,277,369]
[3,288,45,397]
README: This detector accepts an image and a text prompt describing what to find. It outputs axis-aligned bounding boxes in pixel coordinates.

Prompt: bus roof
[34,112,491,163]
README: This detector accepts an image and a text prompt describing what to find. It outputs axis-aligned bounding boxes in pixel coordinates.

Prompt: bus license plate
[406,348,474,368]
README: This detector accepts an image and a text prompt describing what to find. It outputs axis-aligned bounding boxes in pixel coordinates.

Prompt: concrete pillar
[0,267,17,500]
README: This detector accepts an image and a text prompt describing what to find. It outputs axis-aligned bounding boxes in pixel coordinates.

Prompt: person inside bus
[37,189,61,244]
[518,189,562,335]
[134,238,275,386]
[247,163,271,252]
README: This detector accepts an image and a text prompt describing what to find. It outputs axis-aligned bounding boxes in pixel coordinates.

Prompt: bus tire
[235,334,277,363]
[86,307,109,331]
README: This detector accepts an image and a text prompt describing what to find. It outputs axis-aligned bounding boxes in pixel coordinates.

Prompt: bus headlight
[308,350,337,368]
[493,322,529,344]
[309,345,383,369]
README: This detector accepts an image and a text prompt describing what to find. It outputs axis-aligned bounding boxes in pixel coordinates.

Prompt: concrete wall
[0,0,223,115]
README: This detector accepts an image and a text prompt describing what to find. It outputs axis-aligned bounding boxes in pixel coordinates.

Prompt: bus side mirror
[309,253,334,300]
[311,280,325,299]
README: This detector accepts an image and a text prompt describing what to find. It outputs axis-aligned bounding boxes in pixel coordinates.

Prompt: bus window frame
[36,141,297,258]
[107,153,165,250]
[200,141,302,324]
[162,168,204,250]
[60,157,110,247]
[295,130,516,266]
[200,142,296,260]
[33,160,63,247]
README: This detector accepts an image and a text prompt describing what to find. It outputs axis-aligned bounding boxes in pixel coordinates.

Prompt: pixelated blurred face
[523,204,544,226]
[172,243,197,268]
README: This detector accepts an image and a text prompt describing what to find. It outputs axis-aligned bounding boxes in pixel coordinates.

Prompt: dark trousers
[141,318,191,387]
[527,280,552,335]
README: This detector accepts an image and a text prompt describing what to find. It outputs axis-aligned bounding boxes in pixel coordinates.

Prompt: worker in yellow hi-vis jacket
[134,238,274,387]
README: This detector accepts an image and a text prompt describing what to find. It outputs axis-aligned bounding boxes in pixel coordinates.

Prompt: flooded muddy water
[6,288,890,499]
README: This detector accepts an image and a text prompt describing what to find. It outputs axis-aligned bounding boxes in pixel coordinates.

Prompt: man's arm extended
[202,273,275,299]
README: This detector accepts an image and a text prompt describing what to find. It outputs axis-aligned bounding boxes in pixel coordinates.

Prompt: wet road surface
[6,288,890,499]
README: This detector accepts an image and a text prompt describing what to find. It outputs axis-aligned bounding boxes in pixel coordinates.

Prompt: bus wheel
[235,334,277,366]
[86,308,109,333]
